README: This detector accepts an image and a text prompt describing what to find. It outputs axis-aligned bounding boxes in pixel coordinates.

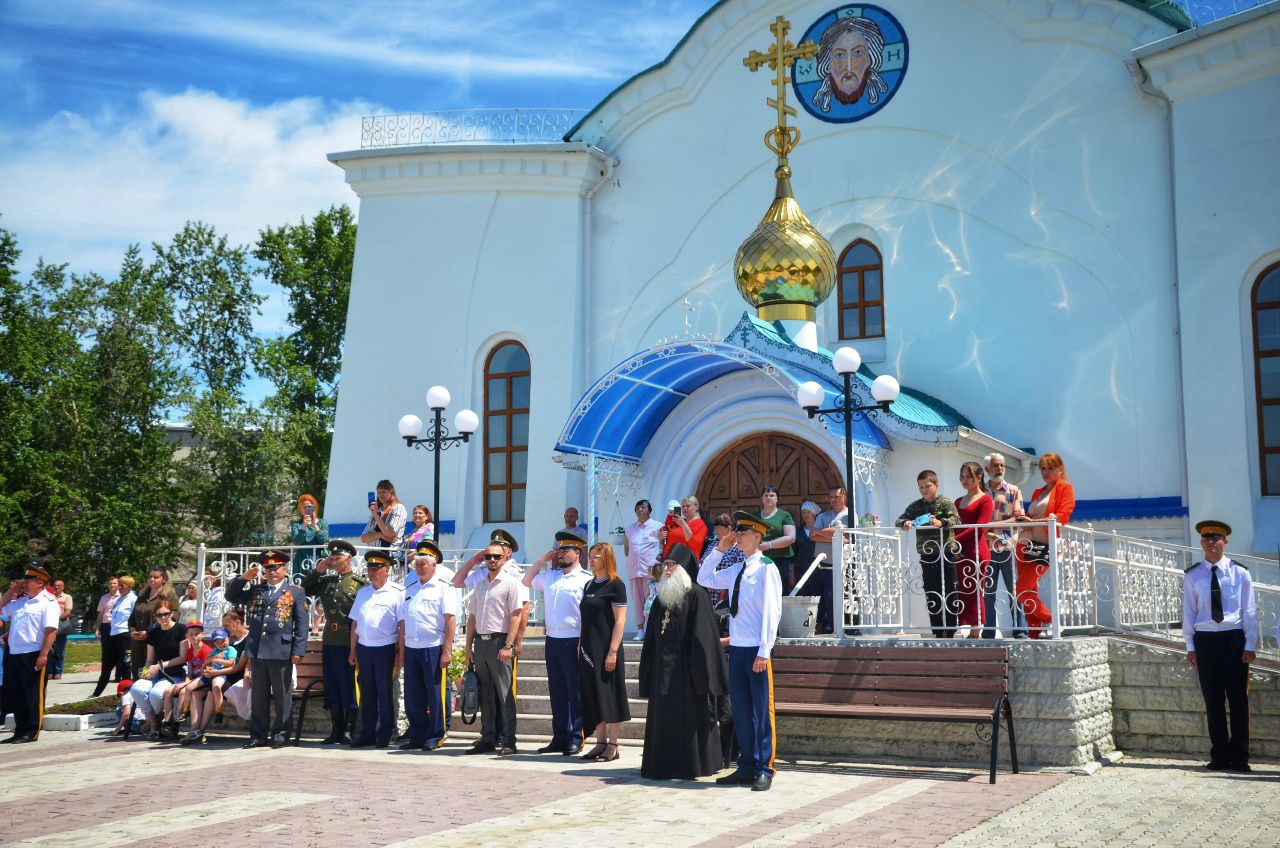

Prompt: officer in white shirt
[348,549,404,748]
[524,530,593,755]
[698,512,782,792]
[1,561,61,743]
[1183,519,1257,773]
[397,540,459,751]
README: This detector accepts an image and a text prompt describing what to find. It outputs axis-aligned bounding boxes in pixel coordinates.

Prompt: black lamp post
[795,346,900,523]
[399,386,478,542]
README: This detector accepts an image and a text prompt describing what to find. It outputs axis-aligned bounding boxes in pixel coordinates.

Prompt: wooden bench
[772,644,1018,783]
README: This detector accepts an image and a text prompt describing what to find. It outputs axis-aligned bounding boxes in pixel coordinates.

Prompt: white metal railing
[360,108,588,149]
[194,543,539,636]
[831,520,1279,662]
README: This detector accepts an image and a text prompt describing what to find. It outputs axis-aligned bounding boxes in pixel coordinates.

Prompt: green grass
[63,640,102,672]
[45,695,119,715]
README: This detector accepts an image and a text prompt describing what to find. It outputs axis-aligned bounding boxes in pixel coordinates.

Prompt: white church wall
[1136,5,1280,553]
[582,0,1186,508]
[327,146,611,544]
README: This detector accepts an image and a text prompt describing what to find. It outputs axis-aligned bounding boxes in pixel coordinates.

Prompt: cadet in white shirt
[349,549,404,748]
[698,512,782,792]
[524,531,594,755]
[397,540,459,751]
[1,561,61,743]
[1183,519,1257,773]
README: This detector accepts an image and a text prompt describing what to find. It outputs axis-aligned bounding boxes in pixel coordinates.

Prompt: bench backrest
[292,640,326,692]
[772,645,1009,709]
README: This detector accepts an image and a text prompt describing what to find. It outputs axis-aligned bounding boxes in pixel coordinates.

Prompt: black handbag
[458,666,480,725]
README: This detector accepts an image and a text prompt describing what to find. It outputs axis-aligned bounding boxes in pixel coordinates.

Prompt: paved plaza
[0,725,1275,848]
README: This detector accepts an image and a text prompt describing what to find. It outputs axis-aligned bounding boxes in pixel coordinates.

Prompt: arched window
[484,341,531,521]
[1254,262,1280,495]
[837,239,884,340]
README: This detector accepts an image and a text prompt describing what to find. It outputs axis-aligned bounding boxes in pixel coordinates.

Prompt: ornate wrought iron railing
[195,542,538,634]
[360,108,588,149]
[832,521,1279,662]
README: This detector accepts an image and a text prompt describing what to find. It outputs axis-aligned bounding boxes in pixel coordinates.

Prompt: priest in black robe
[638,543,729,779]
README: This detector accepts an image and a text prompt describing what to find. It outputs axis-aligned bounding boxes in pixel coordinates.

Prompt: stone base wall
[775,637,1115,768]
[1109,639,1280,759]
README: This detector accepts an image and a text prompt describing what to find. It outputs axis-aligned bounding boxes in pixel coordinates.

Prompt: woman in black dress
[577,542,630,762]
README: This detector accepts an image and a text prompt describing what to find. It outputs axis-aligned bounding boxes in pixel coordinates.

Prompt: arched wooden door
[696,432,843,522]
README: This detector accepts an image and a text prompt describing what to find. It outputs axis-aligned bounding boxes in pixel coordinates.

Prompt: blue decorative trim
[327,520,456,538]
[1062,497,1188,521]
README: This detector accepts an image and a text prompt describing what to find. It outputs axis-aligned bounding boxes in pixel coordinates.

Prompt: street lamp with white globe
[795,346,900,525]
[399,386,478,542]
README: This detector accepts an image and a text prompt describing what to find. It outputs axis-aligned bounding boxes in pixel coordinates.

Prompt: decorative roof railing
[360,108,588,149]
[1176,0,1269,26]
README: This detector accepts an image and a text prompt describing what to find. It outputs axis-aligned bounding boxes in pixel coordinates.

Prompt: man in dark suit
[225,549,309,749]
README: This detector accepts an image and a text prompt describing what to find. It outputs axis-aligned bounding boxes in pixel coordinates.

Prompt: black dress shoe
[497,744,518,756]
[1,735,23,744]
[350,737,374,748]
[399,739,423,751]
[420,739,444,751]
[13,735,38,744]
[537,742,567,754]
[375,739,390,749]
[751,773,773,792]
[464,742,496,755]
[564,744,583,756]
[1228,762,1252,773]
[243,739,268,749]
[715,770,752,785]
[269,735,286,749]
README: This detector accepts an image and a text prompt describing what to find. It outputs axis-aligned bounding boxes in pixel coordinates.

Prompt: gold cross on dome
[743,15,818,161]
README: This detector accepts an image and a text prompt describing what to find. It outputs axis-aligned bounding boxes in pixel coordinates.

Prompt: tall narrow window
[1254,262,1280,495]
[837,239,885,340]
[484,341,531,522]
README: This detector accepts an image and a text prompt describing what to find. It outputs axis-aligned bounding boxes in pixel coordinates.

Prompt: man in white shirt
[463,539,525,756]
[397,540,458,751]
[1,561,60,743]
[698,512,783,792]
[348,549,404,748]
[524,531,593,755]
[1183,519,1257,773]
[808,486,849,634]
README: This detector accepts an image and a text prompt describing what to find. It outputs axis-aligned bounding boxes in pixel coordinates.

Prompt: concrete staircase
[451,638,648,746]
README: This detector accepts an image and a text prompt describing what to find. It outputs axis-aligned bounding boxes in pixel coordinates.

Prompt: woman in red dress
[953,462,993,638]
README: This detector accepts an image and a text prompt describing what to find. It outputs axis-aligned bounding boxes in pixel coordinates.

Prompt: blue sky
[0,0,708,344]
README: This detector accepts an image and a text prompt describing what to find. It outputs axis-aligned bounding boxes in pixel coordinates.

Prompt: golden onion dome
[734,164,837,323]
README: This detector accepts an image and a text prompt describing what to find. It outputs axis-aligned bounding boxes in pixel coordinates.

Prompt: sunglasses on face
[155,612,173,618]
[1200,534,1224,542]
[483,553,504,561]
[263,563,286,571]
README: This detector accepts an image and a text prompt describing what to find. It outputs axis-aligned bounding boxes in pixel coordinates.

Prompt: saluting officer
[225,549,309,749]
[397,540,459,751]
[698,511,783,792]
[1,561,60,743]
[524,531,593,755]
[301,539,367,744]
[348,549,403,748]
[1184,519,1257,772]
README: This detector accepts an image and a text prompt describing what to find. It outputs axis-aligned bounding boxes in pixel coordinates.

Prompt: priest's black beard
[656,567,692,609]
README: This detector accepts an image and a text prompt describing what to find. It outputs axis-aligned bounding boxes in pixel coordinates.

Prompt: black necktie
[729,563,745,618]
[1210,565,1224,623]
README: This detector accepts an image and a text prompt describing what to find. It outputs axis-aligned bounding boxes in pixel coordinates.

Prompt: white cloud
[0,88,372,332]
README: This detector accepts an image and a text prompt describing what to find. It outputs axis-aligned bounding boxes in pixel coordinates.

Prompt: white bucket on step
[779,596,819,638]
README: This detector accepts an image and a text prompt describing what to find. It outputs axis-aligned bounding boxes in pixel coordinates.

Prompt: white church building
[323,0,1280,558]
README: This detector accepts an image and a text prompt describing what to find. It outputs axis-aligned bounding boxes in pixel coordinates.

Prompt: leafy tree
[254,205,356,506]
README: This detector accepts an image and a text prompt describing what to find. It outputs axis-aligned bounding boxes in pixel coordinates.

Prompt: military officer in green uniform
[302,539,368,744]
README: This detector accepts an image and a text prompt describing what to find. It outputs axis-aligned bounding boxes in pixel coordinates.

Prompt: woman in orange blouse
[1014,452,1075,638]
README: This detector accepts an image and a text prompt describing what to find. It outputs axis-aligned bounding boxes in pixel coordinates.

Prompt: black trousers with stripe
[3,650,46,738]
[1193,629,1250,765]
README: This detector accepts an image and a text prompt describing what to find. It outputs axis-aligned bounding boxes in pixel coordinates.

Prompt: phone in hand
[368,491,377,508]
[912,513,935,527]
[305,503,315,516]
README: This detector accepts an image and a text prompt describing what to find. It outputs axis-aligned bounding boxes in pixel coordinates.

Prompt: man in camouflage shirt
[897,470,962,638]
[302,539,368,743]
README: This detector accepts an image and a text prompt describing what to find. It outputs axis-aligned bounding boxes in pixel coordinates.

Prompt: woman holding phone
[291,494,330,567]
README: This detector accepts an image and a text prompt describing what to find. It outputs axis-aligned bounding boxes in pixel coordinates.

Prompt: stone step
[516,675,641,700]
[513,659,640,679]
[514,693,648,719]
[448,712,649,741]
[515,639,644,662]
